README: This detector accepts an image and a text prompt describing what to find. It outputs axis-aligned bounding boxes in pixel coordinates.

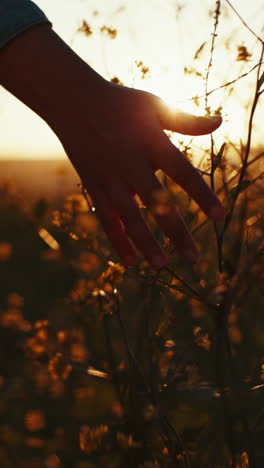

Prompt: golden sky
[0,0,263,159]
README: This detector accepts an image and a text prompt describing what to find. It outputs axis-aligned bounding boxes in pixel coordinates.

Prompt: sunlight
[0,0,261,159]
[142,61,252,156]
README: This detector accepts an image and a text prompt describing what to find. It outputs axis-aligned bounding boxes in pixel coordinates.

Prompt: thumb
[152,96,222,135]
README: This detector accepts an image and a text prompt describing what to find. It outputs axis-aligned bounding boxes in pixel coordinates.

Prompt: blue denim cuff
[0,0,52,48]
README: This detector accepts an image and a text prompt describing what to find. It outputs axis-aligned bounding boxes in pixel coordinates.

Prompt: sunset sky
[0,0,263,159]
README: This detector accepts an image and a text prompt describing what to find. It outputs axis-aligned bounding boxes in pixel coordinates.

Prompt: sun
[134,64,248,152]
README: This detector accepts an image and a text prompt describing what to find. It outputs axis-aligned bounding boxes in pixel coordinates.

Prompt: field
[1,1,264,467]
[0,143,263,468]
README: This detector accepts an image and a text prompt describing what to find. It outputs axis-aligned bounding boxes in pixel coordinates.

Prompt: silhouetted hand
[51,81,224,269]
[0,24,224,269]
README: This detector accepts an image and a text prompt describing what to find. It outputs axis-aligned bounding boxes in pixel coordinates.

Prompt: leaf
[213,142,226,170]
[193,41,207,60]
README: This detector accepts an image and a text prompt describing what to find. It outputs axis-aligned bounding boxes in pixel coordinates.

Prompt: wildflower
[236,45,252,61]
[100,26,117,39]
[112,401,124,418]
[190,298,205,319]
[24,410,46,432]
[193,327,211,350]
[0,242,12,261]
[100,261,125,284]
[164,340,176,348]
[237,451,249,467]
[77,20,93,36]
[64,194,88,214]
[229,325,243,344]
[0,308,30,332]
[48,353,72,381]
[111,76,124,86]
[70,343,88,362]
[7,292,24,308]
[25,437,44,448]
[78,251,100,273]
[80,424,108,454]
[135,60,150,79]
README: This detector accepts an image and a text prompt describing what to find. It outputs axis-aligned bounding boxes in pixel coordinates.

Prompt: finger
[105,180,168,270]
[87,186,138,267]
[151,94,222,135]
[132,164,198,263]
[153,135,225,221]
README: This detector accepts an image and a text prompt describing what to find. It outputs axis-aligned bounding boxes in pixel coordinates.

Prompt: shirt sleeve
[0,0,52,48]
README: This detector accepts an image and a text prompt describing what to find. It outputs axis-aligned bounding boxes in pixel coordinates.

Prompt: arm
[0,18,225,269]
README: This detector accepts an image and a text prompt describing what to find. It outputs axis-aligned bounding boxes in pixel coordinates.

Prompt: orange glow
[0,0,263,159]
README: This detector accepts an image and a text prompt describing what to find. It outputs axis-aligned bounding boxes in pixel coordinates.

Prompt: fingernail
[150,255,168,270]
[209,204,225,222]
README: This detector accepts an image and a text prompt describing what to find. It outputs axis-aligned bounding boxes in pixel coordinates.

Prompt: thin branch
[175,60,264,105]
[218,44,264,254]
[238,45,264,182]
[207,61,264,97]
[205,1,221,110]
[164,267,219,310]
[225,0,264,44]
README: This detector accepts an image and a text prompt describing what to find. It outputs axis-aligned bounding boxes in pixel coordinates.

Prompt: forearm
[0,23,107,128]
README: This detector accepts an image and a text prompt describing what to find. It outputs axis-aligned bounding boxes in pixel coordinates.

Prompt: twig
[175,60,264,105]
[205,2,239,463]
[218,43,264,261]
[101,305,124,405]
[225,0,264,44]
[114,293,152,395]
[80,182,95,212]
[215,241,264,467]
[164,267,218,310]
[205,1,221,110]
[207,61,264,97]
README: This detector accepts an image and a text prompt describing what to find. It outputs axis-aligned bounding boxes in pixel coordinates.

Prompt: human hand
[0,25,223,269]
[52,80,224,269]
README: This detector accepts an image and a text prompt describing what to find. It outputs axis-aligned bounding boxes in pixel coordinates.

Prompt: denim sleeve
[0,0,52,48]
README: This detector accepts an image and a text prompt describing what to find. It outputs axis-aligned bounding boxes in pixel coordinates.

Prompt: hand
[0,24,224,269]
[52,80,224,269]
